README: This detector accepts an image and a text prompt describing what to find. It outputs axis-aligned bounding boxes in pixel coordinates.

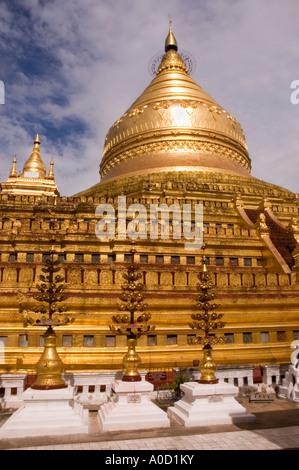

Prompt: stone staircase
[265,214,296,269]
[244,209,296,269]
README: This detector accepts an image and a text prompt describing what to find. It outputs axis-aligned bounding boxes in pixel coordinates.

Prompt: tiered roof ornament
[1,133,59,197]
[165,16,178,51]
[188,247,226,384]
[110,246,155,382]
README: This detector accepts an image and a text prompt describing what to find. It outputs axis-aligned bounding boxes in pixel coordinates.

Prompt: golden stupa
[1,133,58,197]
[100,27,250,183]
[0,24,298,387]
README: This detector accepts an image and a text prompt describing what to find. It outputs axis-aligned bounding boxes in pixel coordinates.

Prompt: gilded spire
[165,15,178,51]
[202,242,208,272]
[9,157,17,178]
[47,159,55,179]
[34,132,40,145]
[158,19,188,75]
[22,132,46,178]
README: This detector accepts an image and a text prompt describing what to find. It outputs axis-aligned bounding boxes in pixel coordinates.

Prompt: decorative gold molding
[100,139,251,178]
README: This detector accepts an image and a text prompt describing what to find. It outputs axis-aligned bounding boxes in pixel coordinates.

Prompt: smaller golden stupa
[1,133,59,197]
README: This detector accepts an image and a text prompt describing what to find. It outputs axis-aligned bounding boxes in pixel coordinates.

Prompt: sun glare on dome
[170,105,191,125]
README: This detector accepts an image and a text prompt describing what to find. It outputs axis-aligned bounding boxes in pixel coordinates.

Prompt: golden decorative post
[33,326,66,390]
[110,250,155,382]
[26,251,74,390]
[188,254,226,384]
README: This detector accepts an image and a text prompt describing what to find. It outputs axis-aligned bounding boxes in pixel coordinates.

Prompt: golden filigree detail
[208,105,222,115]
[153,101,171,110]
[129,107,146,118]
[180,101,198,109]
[100,140,251,177]
[289,217,299,234]
[113,117,123,129]
[157,49,189,75]
[103,98,248,164]
[257,213,269,232]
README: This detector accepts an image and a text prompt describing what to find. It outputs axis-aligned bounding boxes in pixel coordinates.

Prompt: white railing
[63,370,147,393]
[175,364,283,395]
[0,374,27,409]
[0,365,284,410]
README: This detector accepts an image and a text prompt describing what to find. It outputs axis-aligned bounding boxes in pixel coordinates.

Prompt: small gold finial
[34,132,40,146]
[22,132,46,178]
[202,242,207,271]
[165,15,178,52]
[9,157,17,178]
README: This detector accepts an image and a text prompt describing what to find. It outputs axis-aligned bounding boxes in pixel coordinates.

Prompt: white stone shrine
[98,380,170,431]
[278,341,299,403]
[0,374,27,409]
[0,386,89,439]
[167,381,255,427]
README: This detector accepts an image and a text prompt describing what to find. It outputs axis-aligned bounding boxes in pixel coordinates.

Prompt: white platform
[167,381,255,427]
[98,380,170,431]
[0,386,89,439]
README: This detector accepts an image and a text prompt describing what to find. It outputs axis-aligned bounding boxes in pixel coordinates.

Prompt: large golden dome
[100,26,251,182]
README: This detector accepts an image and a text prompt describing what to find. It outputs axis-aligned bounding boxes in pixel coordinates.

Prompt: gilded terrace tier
[0,170,298,375]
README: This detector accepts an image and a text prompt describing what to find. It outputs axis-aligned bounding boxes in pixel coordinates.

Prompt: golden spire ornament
[26,251,74,390]
[165,15,178,51]
[188,247,226,383]
[9,157,17,178]
[47,159,55,179]
[110,247,155,381]
[21,132,47,178]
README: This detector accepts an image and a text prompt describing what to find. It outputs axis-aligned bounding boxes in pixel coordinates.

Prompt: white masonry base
[98,380,170,432]
[0,386,89,439]
[167,381,256,428]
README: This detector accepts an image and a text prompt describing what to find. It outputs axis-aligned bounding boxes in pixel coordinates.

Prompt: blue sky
[0,0,298,195]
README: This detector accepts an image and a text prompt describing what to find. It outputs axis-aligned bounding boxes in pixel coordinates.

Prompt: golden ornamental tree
[188,263,226,384]
[110,262,155,382]
[26,252,73,389]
